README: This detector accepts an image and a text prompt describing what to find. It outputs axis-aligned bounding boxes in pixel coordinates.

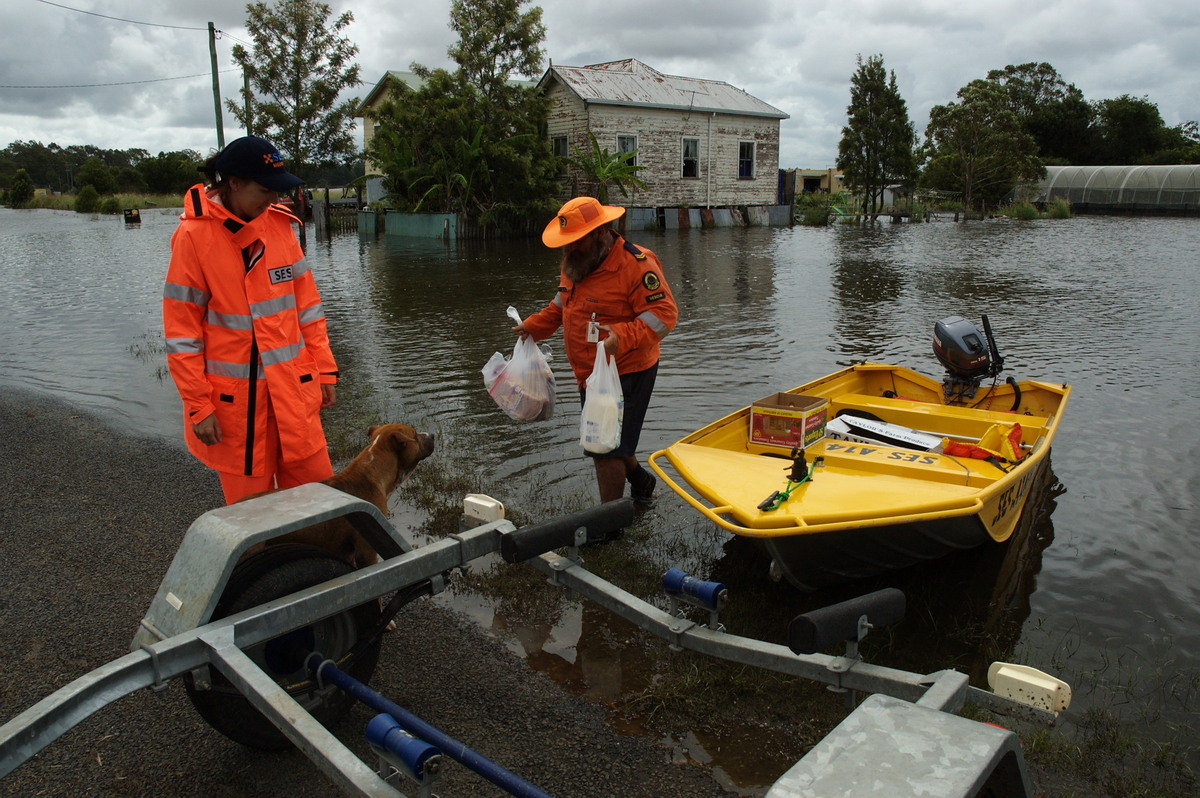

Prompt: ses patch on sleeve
[641,271,662,292]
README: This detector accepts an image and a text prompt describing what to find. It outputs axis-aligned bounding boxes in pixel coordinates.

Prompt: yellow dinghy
[649,317,1070,589]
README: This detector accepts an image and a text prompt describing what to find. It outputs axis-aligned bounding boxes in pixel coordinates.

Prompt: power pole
[243,68,254,136]
[208,22,225,149]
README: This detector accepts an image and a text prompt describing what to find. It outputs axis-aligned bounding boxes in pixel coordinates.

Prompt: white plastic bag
[482,306,556,422]
[580,340,623,453]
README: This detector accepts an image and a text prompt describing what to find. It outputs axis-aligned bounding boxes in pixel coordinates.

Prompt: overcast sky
[2,0,1197,168]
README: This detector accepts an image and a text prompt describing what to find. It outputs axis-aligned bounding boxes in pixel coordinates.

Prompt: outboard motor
[934,315,1005,403]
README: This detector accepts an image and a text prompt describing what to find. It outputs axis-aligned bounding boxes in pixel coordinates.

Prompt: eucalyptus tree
[367,0,557,229]
[837,54,917,215]
[137,150,204,195]
[986,62,1094,164]
[447,0,544,114]
[75,157,116,195]
[1093,95,1171,164]
[920,79,1044,215]
[227,0,362,171]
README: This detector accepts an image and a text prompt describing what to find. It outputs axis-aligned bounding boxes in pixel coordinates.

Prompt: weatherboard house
[357,59,790,229]
[541,59,790,228]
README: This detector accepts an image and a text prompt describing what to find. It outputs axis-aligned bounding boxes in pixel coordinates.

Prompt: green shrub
[999,200,1040,220]
[99,196,122,215]
[74,185,100,213]
[7,169,36,208]
[798,206,832,226]
[1046,197,1072,219]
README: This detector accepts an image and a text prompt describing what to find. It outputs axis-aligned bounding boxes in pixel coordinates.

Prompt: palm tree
[566,132,647,204]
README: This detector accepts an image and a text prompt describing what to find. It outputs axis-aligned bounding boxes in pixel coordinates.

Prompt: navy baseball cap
[213,136,304,192]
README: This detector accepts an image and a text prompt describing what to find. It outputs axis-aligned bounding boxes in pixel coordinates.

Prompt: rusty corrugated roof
[540,59,788,119]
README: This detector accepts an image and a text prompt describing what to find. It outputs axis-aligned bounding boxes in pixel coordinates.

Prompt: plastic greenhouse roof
[1030,165,1200,205]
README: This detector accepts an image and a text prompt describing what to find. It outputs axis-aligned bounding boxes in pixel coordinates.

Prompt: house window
[738,141,756,179]
[682,138,699,178]
[617,134,638,166]
[551,136,569,179]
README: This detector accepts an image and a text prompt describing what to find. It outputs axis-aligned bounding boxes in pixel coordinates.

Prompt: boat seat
[812,440,996,488]
[831,393,1047,441]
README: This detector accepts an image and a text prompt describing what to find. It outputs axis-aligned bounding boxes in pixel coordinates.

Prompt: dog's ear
[367,424,381,441]
[382,425,419,453]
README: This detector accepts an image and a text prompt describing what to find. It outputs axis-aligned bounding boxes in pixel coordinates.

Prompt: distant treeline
[0,140,363,196]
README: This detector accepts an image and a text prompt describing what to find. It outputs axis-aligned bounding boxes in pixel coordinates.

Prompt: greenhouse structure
[1026,165,1200,215]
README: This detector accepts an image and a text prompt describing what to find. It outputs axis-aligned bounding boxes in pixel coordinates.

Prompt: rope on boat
[758,449,823,512]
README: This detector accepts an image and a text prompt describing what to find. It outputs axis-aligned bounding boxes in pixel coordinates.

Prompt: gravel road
[0,386,731,797]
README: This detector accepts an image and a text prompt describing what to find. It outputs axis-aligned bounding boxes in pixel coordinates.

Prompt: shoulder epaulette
[623,239,646,260]
[187,186,205,218]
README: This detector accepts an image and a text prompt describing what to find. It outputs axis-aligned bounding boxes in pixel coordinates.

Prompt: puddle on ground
[432,580,796,795]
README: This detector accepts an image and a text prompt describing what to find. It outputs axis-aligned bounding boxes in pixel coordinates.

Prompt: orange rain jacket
[163,184,338,476]
[523,233,678,387]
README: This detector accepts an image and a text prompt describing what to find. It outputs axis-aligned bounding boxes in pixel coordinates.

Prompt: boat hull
[649,363,1070,589]
[759,455,1052,589]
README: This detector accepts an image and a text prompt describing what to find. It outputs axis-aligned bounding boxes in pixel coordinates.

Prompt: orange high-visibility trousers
[217,398,333,504]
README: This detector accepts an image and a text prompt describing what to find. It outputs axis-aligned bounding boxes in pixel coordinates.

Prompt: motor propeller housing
[934,315,1005,402]
[934,315,991,379]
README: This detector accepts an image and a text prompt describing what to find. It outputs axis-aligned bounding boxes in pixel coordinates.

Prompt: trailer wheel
[185,543,383,751]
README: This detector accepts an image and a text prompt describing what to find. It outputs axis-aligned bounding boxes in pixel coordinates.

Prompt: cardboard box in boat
[749,393,828,448]
[825,415,943,452]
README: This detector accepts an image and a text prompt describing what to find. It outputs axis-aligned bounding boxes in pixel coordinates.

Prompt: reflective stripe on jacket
[163,184,337,475]
[523,233,678,386]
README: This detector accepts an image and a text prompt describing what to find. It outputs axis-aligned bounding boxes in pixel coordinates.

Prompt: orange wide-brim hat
[542,196,625,248]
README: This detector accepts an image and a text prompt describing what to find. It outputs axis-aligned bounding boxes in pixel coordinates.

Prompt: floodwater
[2,206,1198,791]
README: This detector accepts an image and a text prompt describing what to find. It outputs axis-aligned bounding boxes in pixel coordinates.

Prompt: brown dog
[245,423,435,568]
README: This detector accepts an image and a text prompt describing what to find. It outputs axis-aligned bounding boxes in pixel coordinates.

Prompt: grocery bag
[482,307,556,422]
[579,341,623,453]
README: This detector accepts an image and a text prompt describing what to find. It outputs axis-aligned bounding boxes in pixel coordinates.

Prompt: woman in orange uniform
[163,136,339,504]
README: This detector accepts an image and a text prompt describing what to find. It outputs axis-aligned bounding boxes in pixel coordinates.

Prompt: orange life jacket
[163,184,337,476]
[523,234,678,386]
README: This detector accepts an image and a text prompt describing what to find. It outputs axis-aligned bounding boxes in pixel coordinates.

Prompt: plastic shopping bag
[580,341,623,453]
[482,306,556,422]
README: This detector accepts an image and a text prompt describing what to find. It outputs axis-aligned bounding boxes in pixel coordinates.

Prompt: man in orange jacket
[163,136,338,504]
[516,196,678,507]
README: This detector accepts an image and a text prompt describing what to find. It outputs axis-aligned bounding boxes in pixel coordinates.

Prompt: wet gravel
[0,386,730,797]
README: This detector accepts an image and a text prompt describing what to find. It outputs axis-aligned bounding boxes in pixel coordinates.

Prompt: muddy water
[2,206,1197,791]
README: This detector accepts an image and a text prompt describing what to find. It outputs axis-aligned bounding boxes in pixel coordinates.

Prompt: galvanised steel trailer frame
[0,483,1068,797]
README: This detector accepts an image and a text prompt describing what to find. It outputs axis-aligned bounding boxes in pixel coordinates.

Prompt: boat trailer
[0,483,1070,797]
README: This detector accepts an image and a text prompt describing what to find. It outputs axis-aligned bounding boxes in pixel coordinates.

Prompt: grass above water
[20,192,182,213]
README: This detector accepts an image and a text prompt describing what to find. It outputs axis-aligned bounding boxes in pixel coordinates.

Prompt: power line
[33,0,208,31]
[31,0,248,45]
[1,69,241,90]
[21,1,251,92]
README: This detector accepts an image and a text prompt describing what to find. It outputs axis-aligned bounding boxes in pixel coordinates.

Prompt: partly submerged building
[540,59,790,227]
[356,60,793,231]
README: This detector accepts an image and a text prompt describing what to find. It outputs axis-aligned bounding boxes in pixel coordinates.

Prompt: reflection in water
[3,209,1199,789]
[830,228,908,364]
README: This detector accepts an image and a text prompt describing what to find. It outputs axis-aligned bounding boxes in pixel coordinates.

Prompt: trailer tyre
[185,543,383,751]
